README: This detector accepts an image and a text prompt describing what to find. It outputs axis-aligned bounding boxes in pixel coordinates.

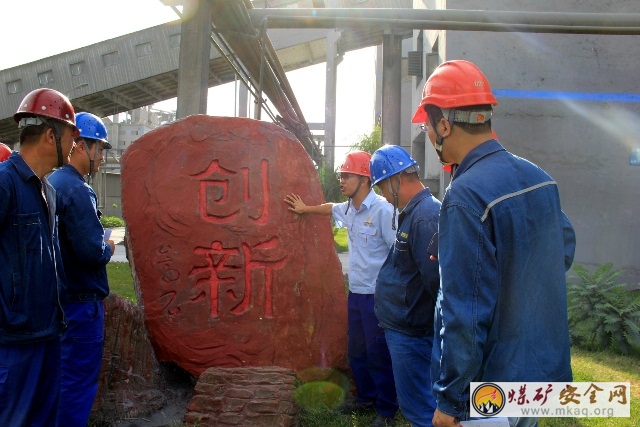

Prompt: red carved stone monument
[121,115,347,376]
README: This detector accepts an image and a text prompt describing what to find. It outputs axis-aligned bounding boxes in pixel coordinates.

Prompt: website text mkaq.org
[520,406,615,417]
[470,382,630,418]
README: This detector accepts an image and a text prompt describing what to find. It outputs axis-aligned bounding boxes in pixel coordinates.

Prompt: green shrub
[100,216,125,228]
[567,263,640,355]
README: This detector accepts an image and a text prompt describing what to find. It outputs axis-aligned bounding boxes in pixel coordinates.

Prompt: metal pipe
[247,9,640,35]
[171,0,279,122]
[209,26,279,122]
[255,20,267,120]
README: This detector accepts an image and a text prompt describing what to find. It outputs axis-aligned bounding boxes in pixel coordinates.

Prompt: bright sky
[0,0,376,166]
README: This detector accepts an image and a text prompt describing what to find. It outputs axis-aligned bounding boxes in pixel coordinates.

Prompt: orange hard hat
[0,142,11,162]
[14,88,77,130]
[412,60,498,124]
[338,150,371,177]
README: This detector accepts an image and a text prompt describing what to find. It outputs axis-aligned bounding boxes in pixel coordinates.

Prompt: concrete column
[324,30,341,169]
[381,31,402,146]
[237,81,249,118]
[176,0,212,119]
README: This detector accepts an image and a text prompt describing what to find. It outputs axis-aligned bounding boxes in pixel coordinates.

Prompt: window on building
[102,51,120,67]
[70,61,87,76]
[38,70,55,85]
[7,80,22,94]
[135,42,152,57]
[169,33,181,48]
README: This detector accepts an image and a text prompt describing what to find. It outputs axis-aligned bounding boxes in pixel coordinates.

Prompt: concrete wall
[93,171,123,219]
[411,0,640,287]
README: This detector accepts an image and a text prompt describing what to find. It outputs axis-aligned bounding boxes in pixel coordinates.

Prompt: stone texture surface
[90,294,171,423]
[184,366,298,427]
[121,115,347,376]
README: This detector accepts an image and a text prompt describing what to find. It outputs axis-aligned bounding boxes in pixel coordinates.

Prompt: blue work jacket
[374,187,441,337]
[49,165,112,302]
[0,152,65,344]
[431,139,577,420]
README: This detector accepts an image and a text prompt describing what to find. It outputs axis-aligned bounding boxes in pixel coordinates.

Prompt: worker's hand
[284,194,307,214]
[106,239,116,254]
[432,409,460,427]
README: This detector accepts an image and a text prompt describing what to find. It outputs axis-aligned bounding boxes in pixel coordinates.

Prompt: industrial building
[1,0,638,287]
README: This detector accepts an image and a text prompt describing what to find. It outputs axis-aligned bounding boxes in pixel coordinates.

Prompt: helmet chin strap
[386,175,401,230]
[19,116,66,168]
[86,142,100,185]
[345,176,365,214]
[45,119,64,168]
[432,108,457,166]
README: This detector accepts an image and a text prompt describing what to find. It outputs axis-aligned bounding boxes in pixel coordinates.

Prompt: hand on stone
[284,194,307,214]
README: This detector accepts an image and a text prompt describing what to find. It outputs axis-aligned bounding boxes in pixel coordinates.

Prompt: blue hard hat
[75,112,111,149]
[370,144,417,186]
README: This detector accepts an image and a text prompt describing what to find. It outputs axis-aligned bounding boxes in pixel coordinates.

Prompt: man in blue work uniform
[0,88,78,425]
[285,150,398,427]
[370,144,441,427]
[413,60,576,427]
[49,112,115,427]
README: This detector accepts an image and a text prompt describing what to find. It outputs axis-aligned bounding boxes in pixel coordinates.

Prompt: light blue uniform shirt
[332,190,396,294]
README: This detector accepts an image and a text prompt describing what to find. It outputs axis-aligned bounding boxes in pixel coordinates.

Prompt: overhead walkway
[0,23,334,146]
[0,0,414,165]
[3,0,639,163]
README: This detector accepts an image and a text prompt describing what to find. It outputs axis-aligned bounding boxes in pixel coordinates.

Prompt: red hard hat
[14,88,77,130]
[412,60,498,124]
[0,142,11,161]
[338,150,371,177]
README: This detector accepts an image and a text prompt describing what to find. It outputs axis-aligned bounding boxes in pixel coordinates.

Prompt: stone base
[184,366,299,426]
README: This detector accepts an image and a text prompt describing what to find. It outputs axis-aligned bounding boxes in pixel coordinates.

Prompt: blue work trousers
[58,301,105,427]
[0,339,61,426]
[347,292,398,418]
[384,328,436,427]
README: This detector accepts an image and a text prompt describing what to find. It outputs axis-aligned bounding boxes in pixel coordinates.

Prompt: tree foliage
[318,164,345,203]
[567,263,640,355]
[349,125,382,155]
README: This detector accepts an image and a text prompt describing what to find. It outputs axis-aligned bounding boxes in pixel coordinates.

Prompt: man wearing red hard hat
[0,142,11,162]
[285,151,399,426]
[414,60,576,427]
[0,88,78,425]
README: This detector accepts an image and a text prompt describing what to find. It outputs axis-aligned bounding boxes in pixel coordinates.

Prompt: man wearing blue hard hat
[370,144,441,427]
[49,111,115,427]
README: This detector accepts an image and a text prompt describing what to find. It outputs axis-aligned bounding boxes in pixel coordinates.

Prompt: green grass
[333,227,348,253]
[106,262,136,303]
[106,244,638,427]
[299,407,411,427]
[297,349,639,427]
[538,348,639,427]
